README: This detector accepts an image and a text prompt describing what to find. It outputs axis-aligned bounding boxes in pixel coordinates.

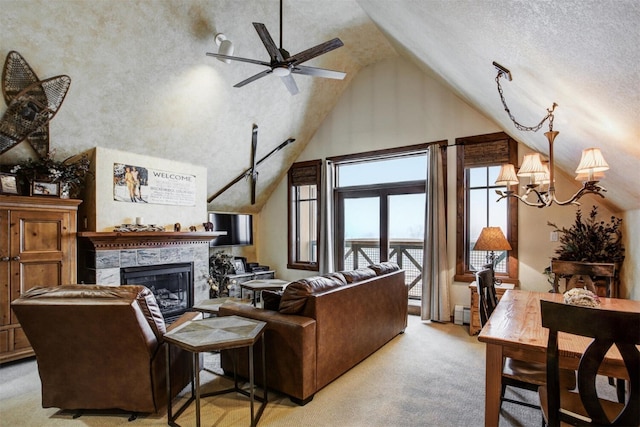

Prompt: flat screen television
[208,212,253,247]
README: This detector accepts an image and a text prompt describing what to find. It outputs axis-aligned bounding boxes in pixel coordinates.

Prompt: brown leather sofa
[218,262,407,405]
[11,285,199,416]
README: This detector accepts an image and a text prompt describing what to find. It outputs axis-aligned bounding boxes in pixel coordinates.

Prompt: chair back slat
[540,300,640,427]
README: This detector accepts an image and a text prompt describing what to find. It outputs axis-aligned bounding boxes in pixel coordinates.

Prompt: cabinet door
[9,209,73,326]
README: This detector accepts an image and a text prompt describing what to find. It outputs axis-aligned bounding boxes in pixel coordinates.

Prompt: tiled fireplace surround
[77,233,214,305]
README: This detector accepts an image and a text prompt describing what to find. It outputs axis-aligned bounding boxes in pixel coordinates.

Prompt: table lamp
[472,226,512,269]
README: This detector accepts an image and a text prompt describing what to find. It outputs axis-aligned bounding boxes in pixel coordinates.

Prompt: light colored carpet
[0,315,570,426]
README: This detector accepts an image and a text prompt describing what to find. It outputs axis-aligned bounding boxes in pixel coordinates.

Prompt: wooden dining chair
[538,300,639,426]
[476,268,576,411]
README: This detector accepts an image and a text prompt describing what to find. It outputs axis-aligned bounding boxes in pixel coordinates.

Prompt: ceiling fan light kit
[492,61,608,208]
[214,33,234,63]
[206,0,345,95]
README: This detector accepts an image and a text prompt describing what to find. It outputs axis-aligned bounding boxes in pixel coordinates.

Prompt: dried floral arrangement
[547,205,624,263]
[10,150,91,197]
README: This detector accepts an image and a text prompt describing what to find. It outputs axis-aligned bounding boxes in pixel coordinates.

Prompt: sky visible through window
[339,155,427,240]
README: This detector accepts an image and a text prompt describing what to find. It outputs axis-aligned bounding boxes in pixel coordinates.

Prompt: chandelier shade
[575,171,605,182]
[495,164,519,186]
[517,153,546,177]
[575,148,609,175]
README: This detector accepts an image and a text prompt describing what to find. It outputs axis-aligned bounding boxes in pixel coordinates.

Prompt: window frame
[454,132,519,284]
[287,159,322,271]
[328,141,447,271]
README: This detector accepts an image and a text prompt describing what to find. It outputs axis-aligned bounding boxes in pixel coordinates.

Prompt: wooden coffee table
[164,315,267,427]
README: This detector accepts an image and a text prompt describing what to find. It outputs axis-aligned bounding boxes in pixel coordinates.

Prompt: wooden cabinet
[0,196,80,363]
[468,282,514,335]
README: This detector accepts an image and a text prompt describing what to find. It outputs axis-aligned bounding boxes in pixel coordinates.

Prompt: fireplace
[121,262,194,323]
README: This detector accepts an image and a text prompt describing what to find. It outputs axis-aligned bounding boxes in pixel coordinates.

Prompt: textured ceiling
[1,0,638,212]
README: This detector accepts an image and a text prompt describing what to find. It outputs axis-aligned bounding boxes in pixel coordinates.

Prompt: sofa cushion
[279,274,347,314]
[368,262,400,275]
[340,267,377,283]
[262,290,283,311]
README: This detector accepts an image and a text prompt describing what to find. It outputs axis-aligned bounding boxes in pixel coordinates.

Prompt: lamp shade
[517,153,546,177]
[575,148,609,174]
[473,227,512,251]
[495,164,519,186]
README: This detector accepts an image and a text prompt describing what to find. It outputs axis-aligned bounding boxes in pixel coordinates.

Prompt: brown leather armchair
[11,285,199,417]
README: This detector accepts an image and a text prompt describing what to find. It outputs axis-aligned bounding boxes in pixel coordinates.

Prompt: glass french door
[336,184,425,271]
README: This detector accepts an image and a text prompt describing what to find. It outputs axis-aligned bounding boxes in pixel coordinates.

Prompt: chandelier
[492,62,609,208]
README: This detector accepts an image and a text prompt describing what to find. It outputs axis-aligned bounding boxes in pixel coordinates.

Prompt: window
[455,132,518,283]
[328,142,445,298]
[287,160,321,271]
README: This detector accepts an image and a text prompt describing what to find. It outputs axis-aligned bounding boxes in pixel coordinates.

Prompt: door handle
[1,256,9,262]
[11,256,20,261]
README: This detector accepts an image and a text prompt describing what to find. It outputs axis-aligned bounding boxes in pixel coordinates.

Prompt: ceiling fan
[206,0,346,95]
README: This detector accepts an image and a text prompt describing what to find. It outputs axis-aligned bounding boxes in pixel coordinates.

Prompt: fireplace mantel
[78,231,226,250]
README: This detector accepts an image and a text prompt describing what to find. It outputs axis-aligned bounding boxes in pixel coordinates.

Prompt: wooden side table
[468,282,515,335]
[164,315,267,427]
[240,279,289,306]
[192,297,251,316]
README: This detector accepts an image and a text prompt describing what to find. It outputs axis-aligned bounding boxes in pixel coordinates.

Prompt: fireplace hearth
[121,262,194,323]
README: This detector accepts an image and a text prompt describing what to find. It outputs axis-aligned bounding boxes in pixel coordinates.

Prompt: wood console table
[550,260,621,298]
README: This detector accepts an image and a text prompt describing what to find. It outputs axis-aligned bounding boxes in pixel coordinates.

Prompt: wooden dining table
[477,289,640,427]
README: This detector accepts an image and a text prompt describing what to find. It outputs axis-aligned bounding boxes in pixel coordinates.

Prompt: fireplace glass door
[121,262,194,323]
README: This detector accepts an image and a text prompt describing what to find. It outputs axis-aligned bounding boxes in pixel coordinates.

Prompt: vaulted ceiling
[1,0,638,212]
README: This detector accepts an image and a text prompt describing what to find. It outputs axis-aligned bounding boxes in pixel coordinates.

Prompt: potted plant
[208,251,235,298]
[547,206,624,296]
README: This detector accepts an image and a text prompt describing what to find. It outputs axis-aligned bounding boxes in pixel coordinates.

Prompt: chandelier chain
[495,74,557,132]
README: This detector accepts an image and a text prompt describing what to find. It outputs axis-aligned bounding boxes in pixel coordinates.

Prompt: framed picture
[233,258,246,274]
[0,173,19,195]
[31,180,60,197]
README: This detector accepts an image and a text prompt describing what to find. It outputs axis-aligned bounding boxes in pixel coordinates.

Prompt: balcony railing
[343,238,506,300]
[344,239,424,299]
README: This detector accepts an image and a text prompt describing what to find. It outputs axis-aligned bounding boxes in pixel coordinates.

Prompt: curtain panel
[422,144,451,321]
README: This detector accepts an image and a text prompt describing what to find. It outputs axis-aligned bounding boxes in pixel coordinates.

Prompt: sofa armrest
[218,303,318,402]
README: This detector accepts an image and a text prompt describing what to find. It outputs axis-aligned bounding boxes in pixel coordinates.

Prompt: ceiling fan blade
[289,38,344,66]
[205,52,270,67]
[280,74,299,95]
[292,65,346,80]
[250,124,258,205]
[253,23,285,63]
[234,69,273,88]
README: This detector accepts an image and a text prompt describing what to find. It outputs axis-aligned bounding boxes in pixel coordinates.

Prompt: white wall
[82,147,208,232]
[622,209,640,300]
[257,57,637,311]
